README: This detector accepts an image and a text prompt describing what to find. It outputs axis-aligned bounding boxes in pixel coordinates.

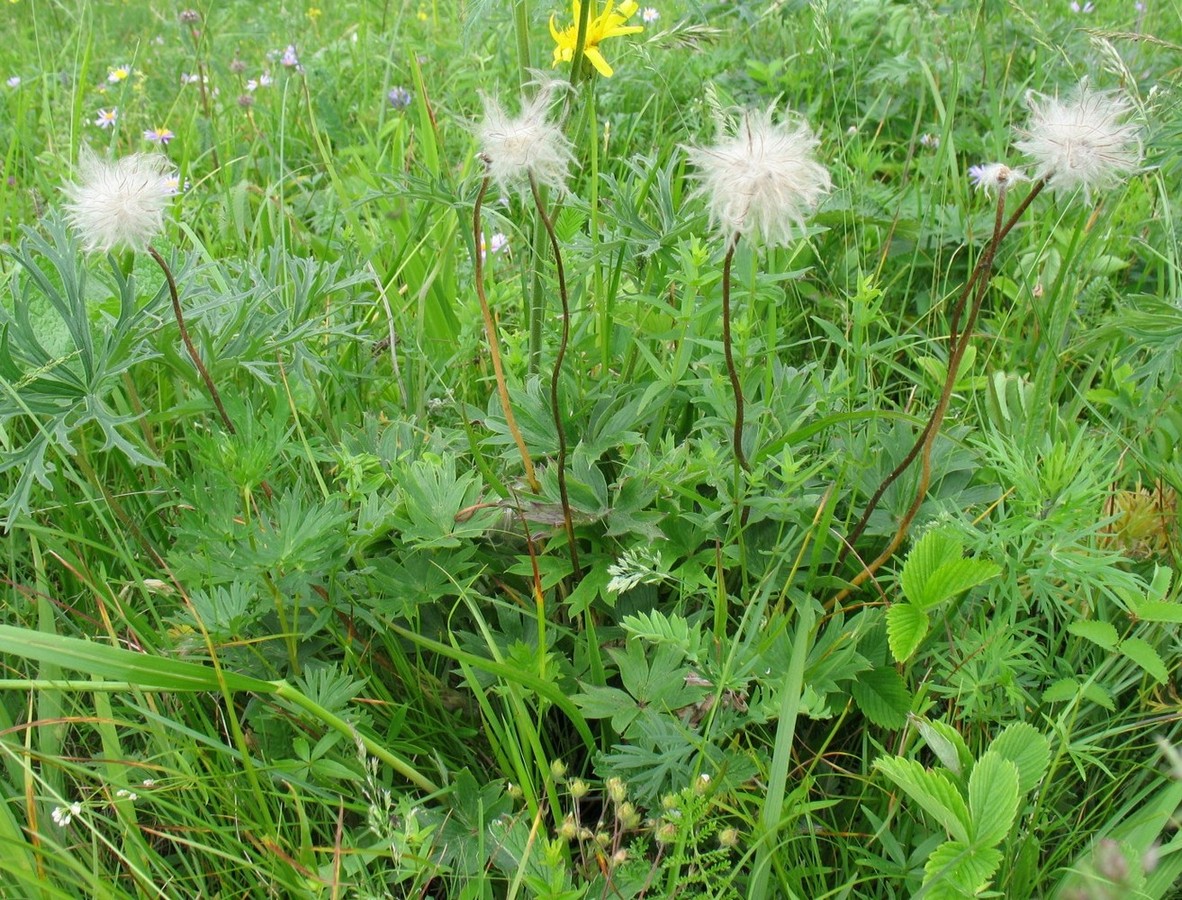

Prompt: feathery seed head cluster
[1013,83,1142,200]
[686,107,831,247]
[476,86,575,194]
[63,149,177,253]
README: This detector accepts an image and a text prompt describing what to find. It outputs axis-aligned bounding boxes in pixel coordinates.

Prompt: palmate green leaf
[968,752,1020,846]
[1119,637,1169,684]
[850,664,911,729]
[874,756,971,844]
[923,840,1003,897]
[0,625,273,693]
[887,602,929,663]
[989,722,1051,796]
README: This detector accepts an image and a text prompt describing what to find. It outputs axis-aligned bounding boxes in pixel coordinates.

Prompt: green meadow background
[1,0,1182,897]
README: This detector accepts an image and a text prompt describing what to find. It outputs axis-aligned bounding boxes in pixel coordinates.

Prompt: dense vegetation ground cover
[2,0,1182,897]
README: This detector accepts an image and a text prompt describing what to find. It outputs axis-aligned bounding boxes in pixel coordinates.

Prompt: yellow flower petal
[584,47,613,78]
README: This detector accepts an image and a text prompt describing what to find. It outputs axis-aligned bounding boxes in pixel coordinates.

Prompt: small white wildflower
[1013,83,1142,201]
[7,76,21,88]
[51,801,82,827]
[63,148,177,253]
[967,162,1026,196]
[115,789,139,801]
[919,132,939,149]
[685,106,831,247]
[476,84,575,194]
[141,778,156,788]
[642,7,660,22]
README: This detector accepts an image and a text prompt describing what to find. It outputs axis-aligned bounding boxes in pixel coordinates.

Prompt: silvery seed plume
[1014,83,1142,201]
[686,106,831,247]
[63,148,176,253]
[477,84,575,194]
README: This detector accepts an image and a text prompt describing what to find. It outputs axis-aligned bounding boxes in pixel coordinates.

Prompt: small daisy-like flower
[1069,1,1094,11]
[245,78,258,92]
[476,85,575,194]
[550,0,644,78]
[479,231,509,260]
[685,106,831,247]
[1014,83,1142,201]
[6,76,20,88]
[163,175,190,195]
[179,73,204,85]
[94,108,117,128]
[258,72,273,88]
[280,45,299,67]
[114,789,139,801]
[919,132,939,149]
[108,65,131,84]
[968,162,1026,195]
[63,148,176,253]
[387,86,412,109]
[143,127,175,145]
[642,6,659,22]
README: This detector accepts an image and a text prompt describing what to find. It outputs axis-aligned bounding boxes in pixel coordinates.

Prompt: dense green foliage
[2,0,1181,897]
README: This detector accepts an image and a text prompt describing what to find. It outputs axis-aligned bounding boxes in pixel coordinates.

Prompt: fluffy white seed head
[63,148,176,253]
[685,107,831,247]
[1013,83,1142,201]
[968,162,1027,196]
[476,85,575,194]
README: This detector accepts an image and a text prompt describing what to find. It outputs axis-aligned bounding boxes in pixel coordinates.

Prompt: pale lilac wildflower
[6,76,20,88]
[387,86,413,109]
[281,45,299,67]
[143,127,175,145]
[95,108,117,128]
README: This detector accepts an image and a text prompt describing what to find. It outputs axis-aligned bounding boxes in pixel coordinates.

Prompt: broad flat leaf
[968,752,1020,846]
[913,716,973,777]
[1129,601,1182,624]
[850,665,911,729]
[1041,678,1080,704]
[571,684,641,734]
[923,840,1003,897]
[1067,620,1119,650]
[1081,682,1116,711]
[887,602,929,663]
[875,756,971,844]
[919,557,1000,611]
[900,529,961,608]
[989,723,1051,796]
[1119,637,1168,684]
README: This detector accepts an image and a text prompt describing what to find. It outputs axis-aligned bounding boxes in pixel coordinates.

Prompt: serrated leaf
[1130,600,1182,624]
[1067,620,1119,650]
[887,602,929,663]
[1148,565,1173,601]
[1081,682,1115,710]
[1041,678,1080,704]
[923,841,1003,897]
[1119,637,1168,684]
[989,723,1050,796]
[920,557,1000,610]
[914,716,973,777]
[900,529,962,608]
[850,665,911,729]
[874,756,971,844]
[968,753,1020,846]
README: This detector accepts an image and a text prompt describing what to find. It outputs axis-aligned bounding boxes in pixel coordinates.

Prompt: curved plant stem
[838,177,1047,562]
[529,174,581,579]
[148,245,236,435]
[474,170,540,494]
[833,179,1033,605]
[722,236,749,472]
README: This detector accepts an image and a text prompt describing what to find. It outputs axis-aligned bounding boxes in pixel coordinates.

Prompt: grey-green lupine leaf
[874,755,971,845]
[968,752,1020,847]
[989,723,1051,796]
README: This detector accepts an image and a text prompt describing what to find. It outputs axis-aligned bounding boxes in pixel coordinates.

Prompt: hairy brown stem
[833,179,1024,604]
[722,237,749,472]
[530,174,581,580]
[839,176,1047,561]
[473,170,540,493]
[148,245,236,435]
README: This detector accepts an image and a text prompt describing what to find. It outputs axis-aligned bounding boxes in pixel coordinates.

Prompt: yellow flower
[549,0,643,78]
